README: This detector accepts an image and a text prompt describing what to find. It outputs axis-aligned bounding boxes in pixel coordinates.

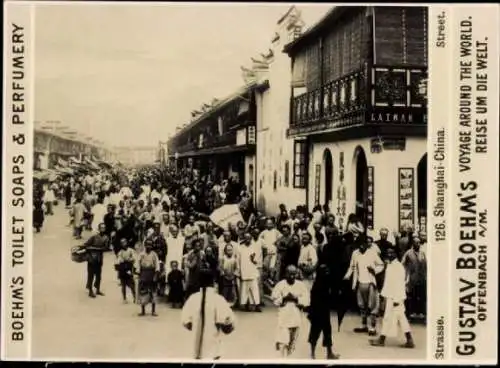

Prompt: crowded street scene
[33,164,426,360]
[32,3,428,362]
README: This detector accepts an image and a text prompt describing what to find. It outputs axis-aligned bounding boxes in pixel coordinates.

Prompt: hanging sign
[367,166,375,230]
[314,164,321,206]
[398,168,415,231]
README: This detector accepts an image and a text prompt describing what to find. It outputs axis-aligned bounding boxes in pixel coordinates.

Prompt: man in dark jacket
[151,221,168,264]
[83,223,109,298]
[307,264,340,359]
[319,228,345,309]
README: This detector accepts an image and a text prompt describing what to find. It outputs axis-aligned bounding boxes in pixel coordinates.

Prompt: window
[293,140,307,188]
[273,171,278,191]
[284,160,290,187]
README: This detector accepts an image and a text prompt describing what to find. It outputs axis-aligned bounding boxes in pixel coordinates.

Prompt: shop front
[309,134,427,233]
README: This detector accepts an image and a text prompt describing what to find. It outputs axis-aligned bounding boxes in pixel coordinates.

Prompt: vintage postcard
[2,1,498,364]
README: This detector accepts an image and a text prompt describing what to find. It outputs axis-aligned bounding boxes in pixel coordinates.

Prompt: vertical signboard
[398,167,415,231]
[367,166,375,230]
[314,164,321,206]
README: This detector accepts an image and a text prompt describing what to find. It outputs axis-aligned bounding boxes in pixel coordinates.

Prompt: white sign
[236,128,247,146]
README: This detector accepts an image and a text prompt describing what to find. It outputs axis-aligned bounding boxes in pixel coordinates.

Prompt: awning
[98,161,113,169]
[69,156,82,165]
[54,165,74,175]
[33,169,60,181]
[33,170,49,180]
[91,155,103,163]
[58,158,69,167]
[85,158,100,170]
[176,144,254,158]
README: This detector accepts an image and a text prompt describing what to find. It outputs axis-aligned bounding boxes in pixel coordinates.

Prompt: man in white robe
[141,183,151,198]
[297,232,318,292]
[259,218,281,282]
[271,265,310,358]
[119,185,133,200]
[160,213,171,239]
[182,269,236,360]
[151,188,162,202]
[370,247,415,348]
[166,225,185,275]
[91,198,107,231]
[238,233,261,312]
[161,189,171,207]
[43,185,56,215]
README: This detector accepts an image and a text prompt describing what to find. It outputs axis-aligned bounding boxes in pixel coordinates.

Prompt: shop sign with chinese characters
[398,168,415,231]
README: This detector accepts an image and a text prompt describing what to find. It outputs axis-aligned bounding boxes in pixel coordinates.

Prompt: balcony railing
[290,66,427,134]
[291,70,367,128]
[174,129,255,155]
[206,130,237,148]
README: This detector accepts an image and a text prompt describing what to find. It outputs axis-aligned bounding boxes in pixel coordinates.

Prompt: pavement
[32,203,426,361]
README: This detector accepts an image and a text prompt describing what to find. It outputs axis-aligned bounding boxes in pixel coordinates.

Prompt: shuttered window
[374,6,428,66]
[293,140,307,188]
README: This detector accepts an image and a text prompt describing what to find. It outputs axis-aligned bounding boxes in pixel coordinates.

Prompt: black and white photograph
[32,3,431,362]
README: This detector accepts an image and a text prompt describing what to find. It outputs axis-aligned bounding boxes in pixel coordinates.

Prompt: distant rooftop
[170,79,268,141]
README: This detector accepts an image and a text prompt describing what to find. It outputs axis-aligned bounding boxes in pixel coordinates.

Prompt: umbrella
[336,279,352,331]
[209,204,243,229]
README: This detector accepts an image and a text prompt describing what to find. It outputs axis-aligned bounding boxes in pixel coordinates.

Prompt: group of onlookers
[38,164,427,359]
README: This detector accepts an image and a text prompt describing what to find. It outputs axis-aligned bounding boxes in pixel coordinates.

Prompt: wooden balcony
[172,129,255,158]
[288,66,427,138]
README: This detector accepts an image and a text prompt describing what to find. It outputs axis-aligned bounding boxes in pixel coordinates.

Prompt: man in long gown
[370,247,415,348]
[402,236,427,319]
[165,225,185,275]
[181,267,236,360]
[271,265,310,358]
[307,264,340,359]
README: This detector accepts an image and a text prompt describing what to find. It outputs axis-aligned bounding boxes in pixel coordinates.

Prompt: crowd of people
[34,164,428,360]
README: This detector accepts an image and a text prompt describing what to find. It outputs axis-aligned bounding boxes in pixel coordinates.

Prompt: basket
[71,246,87,263]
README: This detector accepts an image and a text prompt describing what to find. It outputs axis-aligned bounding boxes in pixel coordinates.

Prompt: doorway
[354,146,368,227]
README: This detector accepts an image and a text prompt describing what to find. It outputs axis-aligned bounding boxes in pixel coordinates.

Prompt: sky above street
[34,2,331,148]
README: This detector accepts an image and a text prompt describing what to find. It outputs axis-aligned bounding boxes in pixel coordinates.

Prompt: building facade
[34,129,113,170]
[167,82,266,194]
[253,6,307,214]
[284,6,428,232]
